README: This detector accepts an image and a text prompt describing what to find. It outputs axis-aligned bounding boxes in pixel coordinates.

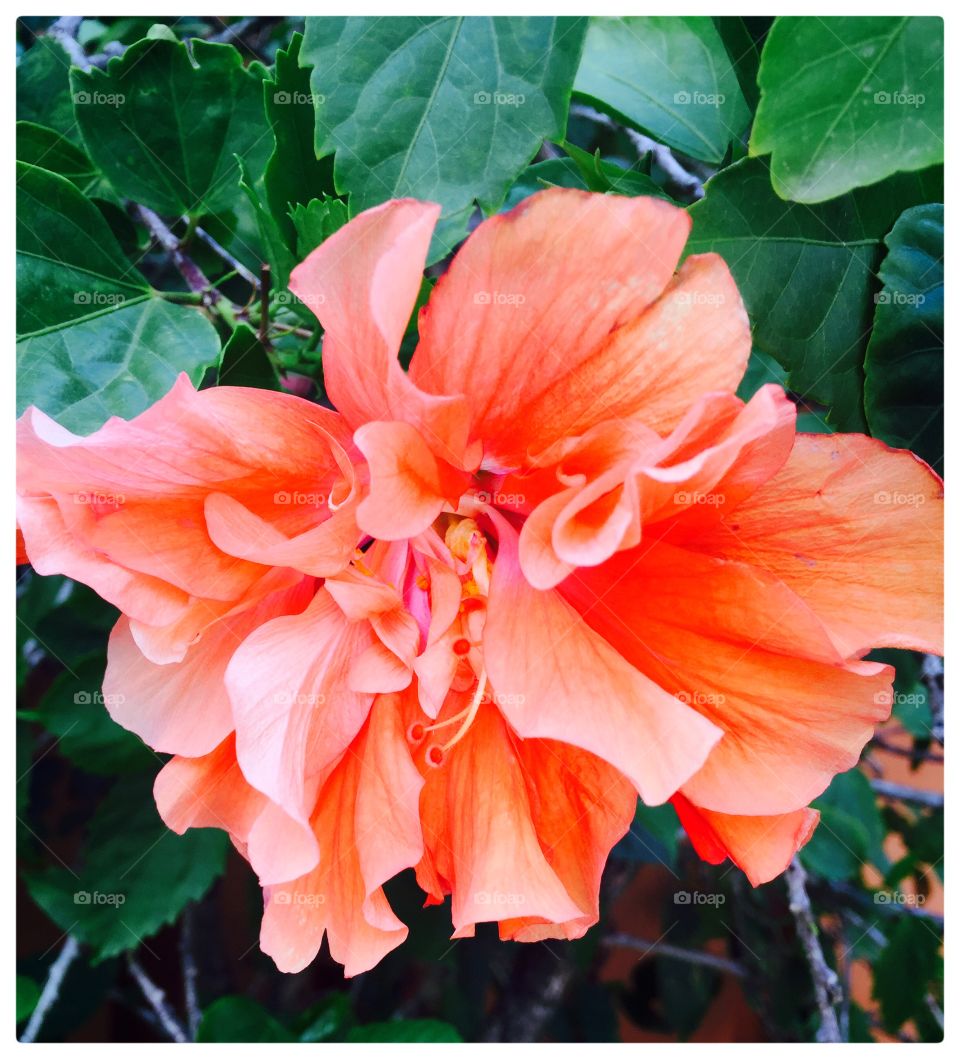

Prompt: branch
[570,103,705,199]
[785,858,843,1043]
[870,733,943,763]
[180,906,201,1040]
[870,779,943,809]
[48,17,92,71]
[185,218,260,288]
[21,936,81,1043]
[921,654,944,744]
[604,932,746,978]
[126,954,189,1043]
[132,204,221,305]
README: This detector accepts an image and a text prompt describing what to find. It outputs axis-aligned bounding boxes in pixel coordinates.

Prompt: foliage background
[16,14,943,1044]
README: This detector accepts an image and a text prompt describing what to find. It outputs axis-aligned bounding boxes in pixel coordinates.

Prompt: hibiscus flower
[16,188,942,976]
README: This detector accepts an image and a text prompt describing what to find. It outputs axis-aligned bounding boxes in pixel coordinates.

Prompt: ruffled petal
[259,696,422,976]
[411,189,748,468]
[483,511,722,804]
[104,572,314,756]
[675,433,944,657]
[226,588,376,826]
[289,199,473,465]
[672,793,819,886]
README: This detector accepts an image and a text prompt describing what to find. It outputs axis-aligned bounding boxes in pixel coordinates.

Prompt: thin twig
[184,219,260,288]
[21,936,81,1043]
[258,263,272,345]
[870,733,943,763]
[208,17,259,44]
[570,102,705,199]
[126,954,189,1043]
[48,17,92,70]
[921,654,944,744]
[180,906,201,1040]
[604,932,747,978]
[870,779,943,809]
[133,204,221,305]
[785,857,843,1042]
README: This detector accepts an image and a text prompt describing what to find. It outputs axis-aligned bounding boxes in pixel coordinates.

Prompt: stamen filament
[440,668,487,752]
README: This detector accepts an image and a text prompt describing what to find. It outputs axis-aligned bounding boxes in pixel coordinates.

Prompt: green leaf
[289,196,349,259]
[25,774,227,962]
[198,997,296,1043]
[574,16,750,164]
[873,917,942,1033]
[751,17,944,202]
[70,38,272,218]
[563,142,671,199]
[615,800,679,867]
[686,157,943,430]
[238,156,296,292]
[34,655,156,775]
[802,768,886,881]
[17,38,81,144]
[346,1019,463,1043]
[863,204,943,472]
[297,993,354,1042]
[17,162,221,433]
[263,32,335,251]
[16,975,41,1023]
[302,16,586,257]
[17,121,98,189]
[218,323,281,390]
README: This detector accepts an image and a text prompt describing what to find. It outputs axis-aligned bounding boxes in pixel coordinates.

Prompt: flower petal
[483,511,722,804]
[677,433,944,657]
[411,189,747,468]
[104,573,314,756]
[289,199,473,465]
[672,793,819,886]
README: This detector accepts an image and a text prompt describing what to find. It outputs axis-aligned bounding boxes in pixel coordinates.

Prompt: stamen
[406,722,426,744]
[440,668,487,752]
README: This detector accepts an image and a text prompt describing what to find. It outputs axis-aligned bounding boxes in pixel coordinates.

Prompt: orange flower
[17,188,942,975]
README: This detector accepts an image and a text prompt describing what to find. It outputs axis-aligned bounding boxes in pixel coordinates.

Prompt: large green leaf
[34,655,156,776]
[16,37,81,144]
[70,38,271,218]
[17,121,97,189]
[574,16,750,164]
[751,17,944,202]
[302,16,586,255]
[25,774,227,962]
[346,1020,463,1043]
[198,998,296,1043]
[686,157,942,430]
[873,917,943,1035]
[262,32,335,251]
[801,768,886,881]
[17,162,220,433]
[863,204,943,472]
